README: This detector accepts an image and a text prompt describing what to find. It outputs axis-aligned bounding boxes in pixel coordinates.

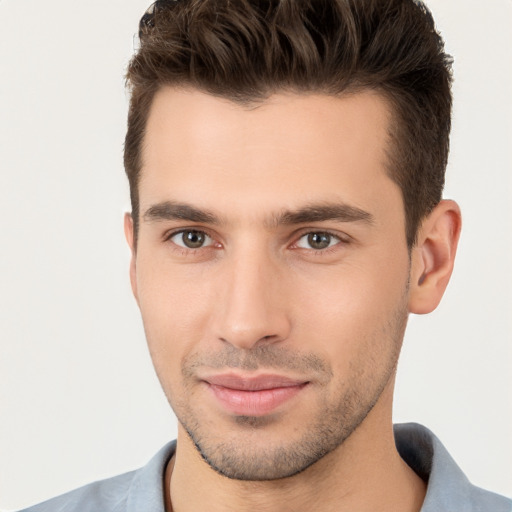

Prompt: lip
[203,373,309,416]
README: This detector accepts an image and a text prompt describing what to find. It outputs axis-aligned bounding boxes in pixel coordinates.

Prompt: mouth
[202,373,309,416]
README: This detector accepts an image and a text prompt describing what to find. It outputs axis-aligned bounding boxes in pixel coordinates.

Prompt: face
[128,88,412,480]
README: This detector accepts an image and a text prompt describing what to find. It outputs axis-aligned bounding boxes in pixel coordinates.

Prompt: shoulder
[17,470,136,512]
[465,486,512,512]
[17,441,176,512]
[394,423,512,512]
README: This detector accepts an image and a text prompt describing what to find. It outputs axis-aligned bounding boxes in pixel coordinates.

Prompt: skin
[125,87,461,512]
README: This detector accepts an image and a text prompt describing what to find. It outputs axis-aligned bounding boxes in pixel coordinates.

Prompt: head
[125,0,453,249]
[123,0,460,481]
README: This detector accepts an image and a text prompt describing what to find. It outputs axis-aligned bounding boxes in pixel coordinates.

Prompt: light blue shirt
[18,423,511,512]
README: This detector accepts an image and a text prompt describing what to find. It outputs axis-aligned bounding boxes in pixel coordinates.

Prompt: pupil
[184,231,205,248]
[308,232,330,249]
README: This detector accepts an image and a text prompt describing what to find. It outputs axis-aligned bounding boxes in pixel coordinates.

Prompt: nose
[212,245,291,350]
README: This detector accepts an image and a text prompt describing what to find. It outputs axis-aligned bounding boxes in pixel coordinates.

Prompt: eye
[169,230,214,249]
[295,232,341,250]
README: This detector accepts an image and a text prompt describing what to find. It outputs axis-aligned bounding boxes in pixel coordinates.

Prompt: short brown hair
[125,0,453,248]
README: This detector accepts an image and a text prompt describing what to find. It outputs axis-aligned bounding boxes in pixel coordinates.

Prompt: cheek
[135,254,217,366]
[291,254,410,363]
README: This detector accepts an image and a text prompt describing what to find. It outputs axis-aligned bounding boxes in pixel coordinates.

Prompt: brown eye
[170,230,212,249]
[296,232,339,250]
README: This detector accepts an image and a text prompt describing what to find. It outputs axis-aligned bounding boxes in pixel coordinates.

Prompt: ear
[408,200,462,314]
[124,212,139,305]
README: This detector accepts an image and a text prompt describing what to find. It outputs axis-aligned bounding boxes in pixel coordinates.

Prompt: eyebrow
[272,203,374,227]
[142,200,374,227]
[143,201,220,224]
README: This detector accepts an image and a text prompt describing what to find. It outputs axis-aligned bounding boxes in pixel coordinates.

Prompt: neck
[165,387,426,512]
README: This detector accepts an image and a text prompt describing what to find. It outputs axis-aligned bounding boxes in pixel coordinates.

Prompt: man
[18,1,511,511]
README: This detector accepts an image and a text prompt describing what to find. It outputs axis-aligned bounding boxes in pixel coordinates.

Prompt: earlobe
[408,200,462,314]
[124,213,139,304]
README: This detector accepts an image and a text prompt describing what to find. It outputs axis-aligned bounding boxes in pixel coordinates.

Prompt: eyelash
[291,230,349,253]
[162,228,350,255]
[163,229,219,254]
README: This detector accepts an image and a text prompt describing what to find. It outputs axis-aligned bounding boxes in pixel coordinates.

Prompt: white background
[0,1,511,509]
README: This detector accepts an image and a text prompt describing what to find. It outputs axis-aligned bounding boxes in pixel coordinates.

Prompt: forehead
[139,87,399,222]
